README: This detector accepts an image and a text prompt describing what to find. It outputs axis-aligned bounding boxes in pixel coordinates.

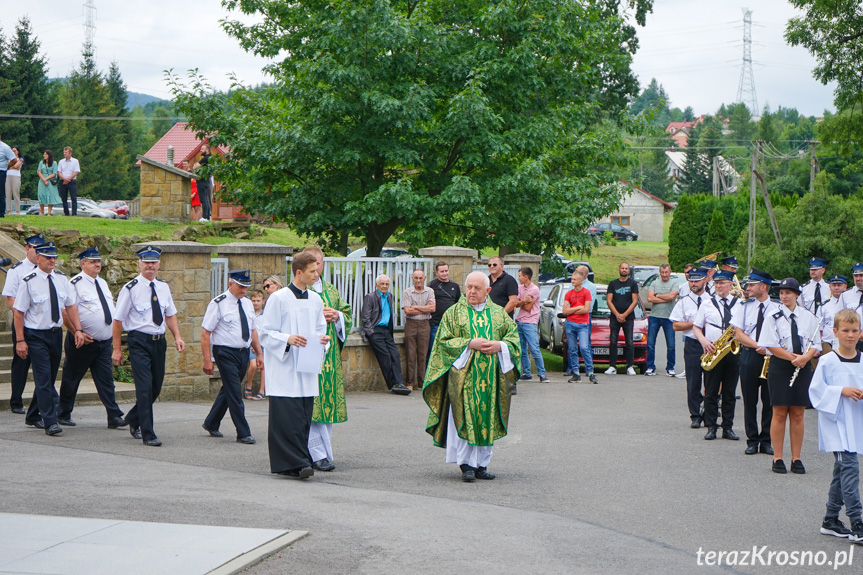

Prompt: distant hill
[126,91,168,110]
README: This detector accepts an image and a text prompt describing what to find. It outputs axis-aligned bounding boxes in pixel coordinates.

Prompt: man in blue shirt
[361,274,411,395]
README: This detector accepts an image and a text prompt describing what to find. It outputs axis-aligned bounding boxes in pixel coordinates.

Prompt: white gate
[210,258,229,299]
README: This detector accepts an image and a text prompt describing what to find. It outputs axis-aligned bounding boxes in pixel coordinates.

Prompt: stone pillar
[137,155,191,223]
[132,241,214,400]
[215,243,293,289]
[505,253,542,284]
[417,246,478,287]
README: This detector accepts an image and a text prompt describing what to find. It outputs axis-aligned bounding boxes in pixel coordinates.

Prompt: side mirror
[543,300,554,308]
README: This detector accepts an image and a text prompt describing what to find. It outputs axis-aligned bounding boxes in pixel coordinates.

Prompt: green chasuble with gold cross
[312,280,353,424]
[422,296,520,447]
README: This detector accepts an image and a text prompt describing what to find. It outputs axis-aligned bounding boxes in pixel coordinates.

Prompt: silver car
[538,283,576,354]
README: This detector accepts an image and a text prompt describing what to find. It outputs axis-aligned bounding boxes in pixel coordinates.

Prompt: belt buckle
[152,334,161,341]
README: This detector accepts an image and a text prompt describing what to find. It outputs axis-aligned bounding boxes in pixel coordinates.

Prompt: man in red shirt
[563,270,597,383]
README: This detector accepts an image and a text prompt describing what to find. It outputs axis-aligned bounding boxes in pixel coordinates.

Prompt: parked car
[540,283,648,372]
[543,260,595,285]
[98,200,129,219]
[641,272,686,311]
[587,222,638,242]
[346,246,412,258]
[538,252,572,282]
[630,265,660,287]
[26,198,117,218]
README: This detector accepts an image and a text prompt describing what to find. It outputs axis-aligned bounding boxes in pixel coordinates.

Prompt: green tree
[668,195,703,270]
[630,78,670,117]
[703,208,728,254]
[171,0,651,256]
[683,106,695,122]
[726,102,755,141]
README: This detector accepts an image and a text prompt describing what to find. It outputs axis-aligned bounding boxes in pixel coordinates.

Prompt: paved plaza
[0,338,858,574]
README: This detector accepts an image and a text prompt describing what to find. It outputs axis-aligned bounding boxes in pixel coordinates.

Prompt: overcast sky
[9,0,836,116]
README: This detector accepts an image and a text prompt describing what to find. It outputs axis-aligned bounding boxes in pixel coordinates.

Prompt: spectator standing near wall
[195,143,213,222]
[428,262,461,356]
[0,134,17,217]
[5,147,23,215]
[606,262,639,376]
[402,269,435,391]
[57,147,80,216]
[645,263,680,377]
[515,266,549,384]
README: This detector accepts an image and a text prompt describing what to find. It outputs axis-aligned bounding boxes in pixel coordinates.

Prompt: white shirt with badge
[114,274,177,335]
[730,297,779,349]
[13,268,74,329]
[839,286,863,330]
[201,290,257,348]
[692,294,739,343]
[2,259,37,300]
[817,298,844,346]
[669,292,706,339]
[69,272,116,341]
[757,304,821,353]
[798,278,829,313]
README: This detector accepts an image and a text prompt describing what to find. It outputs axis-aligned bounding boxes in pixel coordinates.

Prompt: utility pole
[809,140,818,191]
[736,8,758,114]
[747,144,757,265]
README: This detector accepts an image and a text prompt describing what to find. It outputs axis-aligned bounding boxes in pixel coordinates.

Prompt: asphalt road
[0,334,857,574]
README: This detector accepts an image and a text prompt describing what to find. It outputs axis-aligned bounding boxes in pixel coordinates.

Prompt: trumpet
[789,318,823,387]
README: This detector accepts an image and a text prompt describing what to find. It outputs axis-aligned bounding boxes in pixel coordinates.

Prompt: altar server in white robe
[260,251,330,479]
[809,308,863,541]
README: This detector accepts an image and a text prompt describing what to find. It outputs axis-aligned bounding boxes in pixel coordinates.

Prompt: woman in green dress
[37,149,61,215]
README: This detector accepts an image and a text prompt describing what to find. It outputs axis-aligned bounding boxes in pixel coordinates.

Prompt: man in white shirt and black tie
[669,266,709,428]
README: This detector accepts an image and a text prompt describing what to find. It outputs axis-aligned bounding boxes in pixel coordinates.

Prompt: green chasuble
[312,280,353,424]
[422,296,521,447]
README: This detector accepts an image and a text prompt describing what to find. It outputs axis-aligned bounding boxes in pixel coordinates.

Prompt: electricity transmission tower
[83,0,97,48]
[736,8,758,114]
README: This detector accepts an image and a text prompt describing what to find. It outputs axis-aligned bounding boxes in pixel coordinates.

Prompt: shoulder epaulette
[53,270,66,276]
[772,310,784,320]
[802,280,811,287]
[23,272,36,282]
[214,294,227,303]
[10,261,22,269]
[125,278,138,290]
[70,276,83,284]
[156,277,167,283]
[741,297,756,304]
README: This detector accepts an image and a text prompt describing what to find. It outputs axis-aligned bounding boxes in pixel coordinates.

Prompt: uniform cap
[687,267,709,280]
[747,268,774,286]
[852,262,863,275]
[777,277,801,294]
[25,233,46,247]
[700,259,717,269]
[828,274,848,284]
[808,257,827,269]
[713,270,734,282]
[136,245,162,262]
[720,256,738,269]
[35,242,58,258]
[77,246,101,261]
[228,269,252,287]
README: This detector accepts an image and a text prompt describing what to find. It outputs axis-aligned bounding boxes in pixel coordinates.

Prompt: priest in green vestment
[305,247,353,472]
[423,271,521,482]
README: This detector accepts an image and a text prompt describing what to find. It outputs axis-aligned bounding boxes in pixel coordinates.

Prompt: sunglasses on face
[263,283,273,289]
[487,263,499,267]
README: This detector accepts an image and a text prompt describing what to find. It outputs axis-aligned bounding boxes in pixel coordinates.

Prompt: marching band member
[818,275,848,353]
[670,267,709,428]
[839,262,863,351]
[799,257,829,315]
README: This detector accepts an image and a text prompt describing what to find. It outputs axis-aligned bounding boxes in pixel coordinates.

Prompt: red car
[559,285,649,373]
[98,200,129,219]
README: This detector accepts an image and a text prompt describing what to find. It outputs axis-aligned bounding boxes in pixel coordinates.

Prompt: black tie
[696,296,702,309]
[790,313,803,354]
[721,297,731,329]
[48,275,60,323]
[814,284,822,312]
[95,280,112,325]
[238,299,249,341]
[150,282,163,326]
[756,303,765,340]
[858,290,863,309]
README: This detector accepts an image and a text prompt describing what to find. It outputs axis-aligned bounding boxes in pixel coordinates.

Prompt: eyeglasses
[487,263,499,267]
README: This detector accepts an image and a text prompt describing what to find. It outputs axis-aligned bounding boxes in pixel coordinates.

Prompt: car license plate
[592,347,609,356]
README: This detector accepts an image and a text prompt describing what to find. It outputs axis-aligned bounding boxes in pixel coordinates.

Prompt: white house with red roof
[608,180,674,242]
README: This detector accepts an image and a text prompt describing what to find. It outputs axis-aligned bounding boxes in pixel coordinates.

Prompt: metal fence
[210,258,229,299]
[286,257,434,332]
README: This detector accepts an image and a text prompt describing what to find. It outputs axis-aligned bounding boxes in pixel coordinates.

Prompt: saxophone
[700,325,740,371]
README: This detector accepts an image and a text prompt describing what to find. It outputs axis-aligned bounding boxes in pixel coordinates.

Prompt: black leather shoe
[391,383,412,396]
[26,419,45,429]
[202,424,224,438]
[45,423,63,436]
[690,418,702,429]
[760,444,774,455]
[237,436,256,445]
[745,444,758,455]
[10,406,25,414]
[704,428,717,440]
[772,459,787,474]
[791,459,806,474]
[475,467,496,480]
[568,375,582,383]
[460,465,476,482]
[107,417,128,429]
[280,466,314,479]
[722,429,740,441]
[144,438,162,447]
[312,458,335,471]
[511,383,518,396]
[129,427,142,439]
[58,418,76,427]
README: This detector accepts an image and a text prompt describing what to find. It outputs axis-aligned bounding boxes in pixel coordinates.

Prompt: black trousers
[204,345,251,438]
[368,325,403,390]
[58,180,77,215]
[24,328,62,427]
[58,332,123,421]
[124,331,166,442]
[703,353,739,430]
[197,178,212,220]
[683,337,704,421]
[269,396,314,473]
[9,317,31,410]
[608,315,634,368]
[739,347,772,447]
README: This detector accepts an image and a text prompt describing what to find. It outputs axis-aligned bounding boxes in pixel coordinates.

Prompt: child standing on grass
[809,308,863,543]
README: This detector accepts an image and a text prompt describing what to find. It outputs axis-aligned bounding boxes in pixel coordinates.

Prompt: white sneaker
[645,368,656,376]
[626,366,637,376]
[675,370,687,379]
[666,369,676,377]
[198,218,208,223]
[604,367,617,375]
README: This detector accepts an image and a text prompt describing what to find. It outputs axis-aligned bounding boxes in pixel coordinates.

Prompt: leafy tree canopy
[170,0,652,256]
